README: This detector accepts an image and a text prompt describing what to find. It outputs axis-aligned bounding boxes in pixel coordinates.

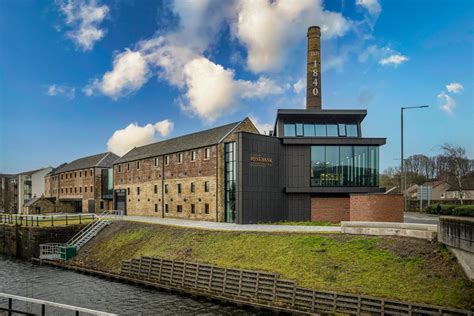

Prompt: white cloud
[359,45,409,68]
[234,0,350,73]
[180,57,285,122]
[46,84,75,99]
[356,0,381,16]
[58,0,109,51]
[107,119,174,156]
[379,54,409,66]
[249,116,273,135]
[84,49,150,98]
[446,82,464,93]
[437,91,456,115]
[293,79,305,93]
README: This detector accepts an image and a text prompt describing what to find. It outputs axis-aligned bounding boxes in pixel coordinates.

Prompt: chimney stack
[306,26,322,110]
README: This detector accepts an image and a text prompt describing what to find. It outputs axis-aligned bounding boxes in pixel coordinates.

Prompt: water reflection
[0,256,272,315]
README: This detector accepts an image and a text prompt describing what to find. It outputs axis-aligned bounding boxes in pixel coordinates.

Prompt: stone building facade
[44,152,118,213]
[113,118,259,222]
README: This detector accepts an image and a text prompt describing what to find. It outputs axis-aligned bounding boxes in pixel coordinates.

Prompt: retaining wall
[0,225,83,259]
[120,256,471,315]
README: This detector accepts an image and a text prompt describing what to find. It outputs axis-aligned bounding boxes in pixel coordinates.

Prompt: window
[90,186,93,192]
[155,204,158,213]
[190,182,195,193]
[74,172,77,178]
[177,205,183,213]
[100,201,104,209]
[284,123,296,136]
[191,204,195,214]
[177,183,182,194]
[338,124,346,137]
[85,186,87,193]
[154,185,158,194]
[204,203,209,214]
[79,171,82,177]
[310,145,379,187]
[191,150,196,161]
[315,124,326,136]
[74,187,77,193]
[204,181,210,192]
[296,123,304,137]
[127,163,130,171]
[177,153,183,163]
[137,161,140,169]
[303,124,315,136]
[346,124,358,137]
[326,124,338,136]
[154,157,159,166]
[61,188,63,194]
[118,165,122,172]
[164,184,168,194]
[137,187,140,195]
[204,148,211,159]
[165,204,169,213]
[127,188,130,195]
[80,187,82,193]
[61,174,63,180]
[165,155,170,165]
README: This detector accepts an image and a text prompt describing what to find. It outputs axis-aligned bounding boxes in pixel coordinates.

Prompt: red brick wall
[350,194,403,222]
[311,197,350,222]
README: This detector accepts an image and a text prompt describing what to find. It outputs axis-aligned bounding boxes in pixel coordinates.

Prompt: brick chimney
[306,26,322,110]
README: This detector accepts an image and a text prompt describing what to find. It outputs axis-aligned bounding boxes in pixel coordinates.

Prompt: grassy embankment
[73,221,473,309]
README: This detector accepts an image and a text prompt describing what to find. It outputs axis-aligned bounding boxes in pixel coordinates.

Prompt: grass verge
[72,221,473,309]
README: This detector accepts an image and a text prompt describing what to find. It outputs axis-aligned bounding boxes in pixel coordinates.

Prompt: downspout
[161,156,165,218]
[216,144,219,222]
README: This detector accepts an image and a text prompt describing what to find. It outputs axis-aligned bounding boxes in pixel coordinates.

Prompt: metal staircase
[39,210,123,260]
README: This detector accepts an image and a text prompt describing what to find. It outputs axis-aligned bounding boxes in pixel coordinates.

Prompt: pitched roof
[115,120,242,164]
[46,163,68,176]
[54,152,119,174]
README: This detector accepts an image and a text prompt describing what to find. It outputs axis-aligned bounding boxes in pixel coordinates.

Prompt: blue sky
[0,0,473,174]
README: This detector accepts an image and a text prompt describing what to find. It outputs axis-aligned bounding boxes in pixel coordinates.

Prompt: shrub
[453,205,474,217]
[426,204,456,215]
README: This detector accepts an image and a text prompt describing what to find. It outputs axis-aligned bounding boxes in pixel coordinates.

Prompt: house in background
[406,180,451,200]
[0,173,18,212]
[44,152,119,213]
[17,167,53,214]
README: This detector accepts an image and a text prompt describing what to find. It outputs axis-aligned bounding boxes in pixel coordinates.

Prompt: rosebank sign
[249,155,273,167]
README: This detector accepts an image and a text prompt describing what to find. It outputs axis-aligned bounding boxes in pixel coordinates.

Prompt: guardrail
[0,213,96,227]
[121,256,472,315]
[0,292,116,316]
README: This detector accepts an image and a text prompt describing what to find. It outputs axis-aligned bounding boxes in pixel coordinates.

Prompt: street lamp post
[401,105,429,212]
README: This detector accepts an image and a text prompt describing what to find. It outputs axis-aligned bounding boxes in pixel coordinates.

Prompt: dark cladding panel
[286,145,311,188]
[236,133,287,224]
[288,194,311,221]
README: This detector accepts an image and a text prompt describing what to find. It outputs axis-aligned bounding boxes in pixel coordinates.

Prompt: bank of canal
[0,255,270,315]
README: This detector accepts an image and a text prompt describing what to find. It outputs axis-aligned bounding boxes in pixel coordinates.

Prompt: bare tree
[441,144,471,204]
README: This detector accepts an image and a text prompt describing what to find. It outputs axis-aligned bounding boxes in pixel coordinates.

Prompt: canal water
[0,256,271,315]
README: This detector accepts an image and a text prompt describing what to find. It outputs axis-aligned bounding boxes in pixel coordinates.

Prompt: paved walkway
[118,212,437,233]
[123,216,341,233]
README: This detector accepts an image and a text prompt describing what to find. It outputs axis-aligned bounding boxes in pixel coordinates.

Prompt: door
[88,199,95,213]
[114,190,127,215]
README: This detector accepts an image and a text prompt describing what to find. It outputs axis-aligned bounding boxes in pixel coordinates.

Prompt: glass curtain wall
[310,146,379,187]
[224,142,236,222]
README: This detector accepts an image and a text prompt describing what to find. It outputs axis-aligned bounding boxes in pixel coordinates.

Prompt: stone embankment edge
[341,221,438,240]
[30,259,314,315]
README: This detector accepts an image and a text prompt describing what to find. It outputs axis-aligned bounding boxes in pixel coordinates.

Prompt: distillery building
[112,26,403,224]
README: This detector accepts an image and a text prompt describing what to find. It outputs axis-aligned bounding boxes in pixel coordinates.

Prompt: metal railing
[39,210,123,260]
[0,292,116,316]
[0,213,96,227]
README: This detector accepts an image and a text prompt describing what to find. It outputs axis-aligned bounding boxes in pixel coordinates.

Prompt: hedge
[426,204,474,217]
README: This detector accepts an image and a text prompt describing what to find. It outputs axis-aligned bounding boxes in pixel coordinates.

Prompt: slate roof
[46,163,68,176]
[54,152,119,174]
[115,121,242,164]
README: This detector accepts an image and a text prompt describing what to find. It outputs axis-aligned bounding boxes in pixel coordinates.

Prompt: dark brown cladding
[306,26,322,110]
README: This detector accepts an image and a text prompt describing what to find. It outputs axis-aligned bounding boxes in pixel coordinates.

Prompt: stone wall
[438,216,474,253]
[311,197,350,222]
[114,118,259,222]
[0,225,84,259]
[350,194,403,222]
